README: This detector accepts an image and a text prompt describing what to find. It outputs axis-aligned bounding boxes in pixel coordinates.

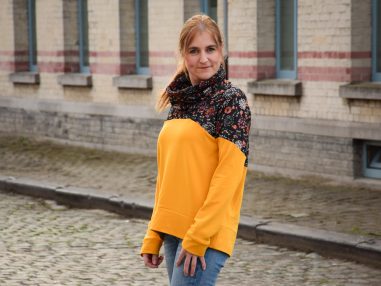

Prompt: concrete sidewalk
[0,135,381,268]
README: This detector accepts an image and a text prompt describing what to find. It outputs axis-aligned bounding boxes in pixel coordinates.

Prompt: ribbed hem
[150,207,238,256]
[140,236,163,255]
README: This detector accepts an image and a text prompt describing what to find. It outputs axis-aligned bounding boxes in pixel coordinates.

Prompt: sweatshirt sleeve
[140,175,164,255]
[182,89,251,256]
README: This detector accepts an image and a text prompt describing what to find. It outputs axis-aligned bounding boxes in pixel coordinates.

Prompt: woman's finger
[157,255,164,266]
[152,254,158,266]
[176,249,186,266]
[183,254,191,276]
[190,255,197,276]
[200,256,207,271]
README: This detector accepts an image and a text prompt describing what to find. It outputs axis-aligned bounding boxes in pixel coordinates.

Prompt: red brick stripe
[1,60,371,81]
[150,64,177,76]
[120,64,136,75]
[0,51,28,56]
[0,50,135,58]
[0,50,372,59]
[38,62,136,74]
[90,51,135,58]
[228,51,371,59]
[229,65,275,79]
[0,49,373,81]
[0,61,16,71]
[120,51,136,58]
[90,63,135,75]
[0,61,29,71]
[38,51,78,57]
[38,62,79,73]
[299,51,371,59]
[298,67,371,82]
[228,51,275,58]
[149,51,176,57]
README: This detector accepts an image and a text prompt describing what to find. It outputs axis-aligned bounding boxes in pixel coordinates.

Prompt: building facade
[0,0,380,183]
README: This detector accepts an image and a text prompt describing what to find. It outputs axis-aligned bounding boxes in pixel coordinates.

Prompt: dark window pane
[377,0,381,72]
[208,0,217,22]
[82,0,89,67]
[79,0,89,69]
[280,0,295,71]
[366,145,381,170]
[27,0,37,68]
[139,0,149,68]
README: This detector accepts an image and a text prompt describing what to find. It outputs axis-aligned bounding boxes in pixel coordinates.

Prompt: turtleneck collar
[167,65,226,106]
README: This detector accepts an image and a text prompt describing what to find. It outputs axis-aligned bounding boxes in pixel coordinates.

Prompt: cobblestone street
[1,192,380,286]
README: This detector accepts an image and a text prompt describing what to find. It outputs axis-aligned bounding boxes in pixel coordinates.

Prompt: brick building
[0,0,380,183]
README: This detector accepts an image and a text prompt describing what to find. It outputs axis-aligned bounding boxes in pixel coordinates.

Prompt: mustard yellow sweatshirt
[141,67,251,257]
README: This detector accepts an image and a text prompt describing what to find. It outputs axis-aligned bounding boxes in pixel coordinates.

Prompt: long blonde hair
[156,14,224,112]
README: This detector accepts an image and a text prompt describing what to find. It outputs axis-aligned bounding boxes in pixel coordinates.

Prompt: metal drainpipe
[224,0,228,79]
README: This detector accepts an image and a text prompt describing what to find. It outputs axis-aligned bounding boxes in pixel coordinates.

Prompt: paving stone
[1,192,380,285]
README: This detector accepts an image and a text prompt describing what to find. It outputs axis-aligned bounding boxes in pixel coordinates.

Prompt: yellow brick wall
[120,0,135,59]
[0,0,379,123]
[0,1,15,93]
[1,1,15,51]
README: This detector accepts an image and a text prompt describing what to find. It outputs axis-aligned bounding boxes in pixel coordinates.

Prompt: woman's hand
[142,253,164,268]
[176,248,206,277]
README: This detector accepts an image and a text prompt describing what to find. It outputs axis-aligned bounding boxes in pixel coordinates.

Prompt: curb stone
[0,176,380,269]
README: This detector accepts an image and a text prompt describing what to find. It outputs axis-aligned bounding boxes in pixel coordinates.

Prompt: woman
[141,14,251,285]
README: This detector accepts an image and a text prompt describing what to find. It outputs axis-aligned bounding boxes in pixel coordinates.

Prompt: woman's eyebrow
[188,44,217,49]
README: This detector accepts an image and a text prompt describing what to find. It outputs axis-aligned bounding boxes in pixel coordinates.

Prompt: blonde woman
[141,14,251,286]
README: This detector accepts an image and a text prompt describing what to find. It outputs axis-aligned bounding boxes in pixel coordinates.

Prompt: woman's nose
[199,51,208,63]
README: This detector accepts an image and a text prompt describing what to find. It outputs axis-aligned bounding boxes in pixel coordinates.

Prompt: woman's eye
[207,47,216,53]
[189,49,198,54]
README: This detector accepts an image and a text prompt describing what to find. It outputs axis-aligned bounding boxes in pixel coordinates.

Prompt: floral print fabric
[166,66,251,166]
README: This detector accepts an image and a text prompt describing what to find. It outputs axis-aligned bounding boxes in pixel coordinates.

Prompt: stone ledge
[339,82,381,100]
[0,96,166,120]
[248,79,302,97]
[113,74,152,89]
[9,72,40,84]
[57,73,92,87]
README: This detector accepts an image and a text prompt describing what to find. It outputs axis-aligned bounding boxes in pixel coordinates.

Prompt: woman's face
[184,31,222,85]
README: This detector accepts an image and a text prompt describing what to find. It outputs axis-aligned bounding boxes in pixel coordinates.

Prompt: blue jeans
[163,234,228,286]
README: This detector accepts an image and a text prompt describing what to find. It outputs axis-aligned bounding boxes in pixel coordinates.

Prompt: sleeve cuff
[141,236,163,255]
[182,237,208,257]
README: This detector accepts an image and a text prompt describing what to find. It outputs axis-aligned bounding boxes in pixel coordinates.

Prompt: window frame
[200,0,218,22]
[372,0,381,81]
[363,141,381,179]
[135,0,150,75]
[199,0,229,77]
[27,0,37,72]
[77,0,90,74]
[275,0,298,79]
